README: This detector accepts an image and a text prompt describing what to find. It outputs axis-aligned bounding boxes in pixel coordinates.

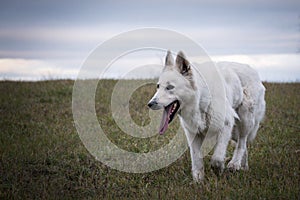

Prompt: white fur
[148,52,266,182]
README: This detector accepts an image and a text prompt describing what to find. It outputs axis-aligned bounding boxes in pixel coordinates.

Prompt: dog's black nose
[148,99,162,110]
[147,100,156,108]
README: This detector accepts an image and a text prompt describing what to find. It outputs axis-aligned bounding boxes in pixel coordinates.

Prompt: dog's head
[148,50,195,134]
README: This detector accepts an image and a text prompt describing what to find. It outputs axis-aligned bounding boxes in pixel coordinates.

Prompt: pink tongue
[159,105,172,134]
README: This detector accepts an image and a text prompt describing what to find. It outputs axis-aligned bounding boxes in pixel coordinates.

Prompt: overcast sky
[0,0,299,81]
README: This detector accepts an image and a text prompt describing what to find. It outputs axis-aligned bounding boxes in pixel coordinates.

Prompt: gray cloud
[0,0,299,81]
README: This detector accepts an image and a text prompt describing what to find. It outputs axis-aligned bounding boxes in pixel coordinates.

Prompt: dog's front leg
[187,132,204,182]
[211,119,233,175]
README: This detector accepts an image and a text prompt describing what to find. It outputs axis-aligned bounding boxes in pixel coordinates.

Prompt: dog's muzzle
[147,98,162,110]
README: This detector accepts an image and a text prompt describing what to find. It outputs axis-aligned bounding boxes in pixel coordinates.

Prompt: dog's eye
[157,84,160,89]
[166,85,174,90]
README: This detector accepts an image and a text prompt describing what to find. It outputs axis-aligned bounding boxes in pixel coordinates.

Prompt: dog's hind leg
[227,128,249,171]
[240,88,265,170]
[228,95,255,171]
[240,120,259,170]
[241,147,249,170]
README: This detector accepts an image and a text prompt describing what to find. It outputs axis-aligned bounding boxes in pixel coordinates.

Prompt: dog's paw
[210,159,225,176]
[192,169,204,183]
[227,161,241,171]
[241,164,249,171]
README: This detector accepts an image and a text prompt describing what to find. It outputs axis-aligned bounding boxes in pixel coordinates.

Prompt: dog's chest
[179,110,206,135]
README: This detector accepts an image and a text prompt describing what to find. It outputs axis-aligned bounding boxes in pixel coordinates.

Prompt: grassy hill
[0,80,299,199]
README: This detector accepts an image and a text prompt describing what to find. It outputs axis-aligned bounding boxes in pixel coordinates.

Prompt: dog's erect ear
[176,51,191,76]
[165,50,174,66]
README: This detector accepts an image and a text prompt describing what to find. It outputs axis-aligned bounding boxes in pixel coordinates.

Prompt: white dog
[148,51,266,182]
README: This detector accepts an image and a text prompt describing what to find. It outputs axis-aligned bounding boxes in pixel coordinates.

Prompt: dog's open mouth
[159,100,180,134]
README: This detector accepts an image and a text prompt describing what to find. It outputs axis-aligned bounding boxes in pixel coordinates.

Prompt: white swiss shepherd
[148,51,266,182]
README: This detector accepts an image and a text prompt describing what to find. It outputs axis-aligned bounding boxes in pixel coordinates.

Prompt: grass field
[0,80,299,199]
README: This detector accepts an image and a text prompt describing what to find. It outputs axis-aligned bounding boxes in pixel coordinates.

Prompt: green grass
[0,80,299,199]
